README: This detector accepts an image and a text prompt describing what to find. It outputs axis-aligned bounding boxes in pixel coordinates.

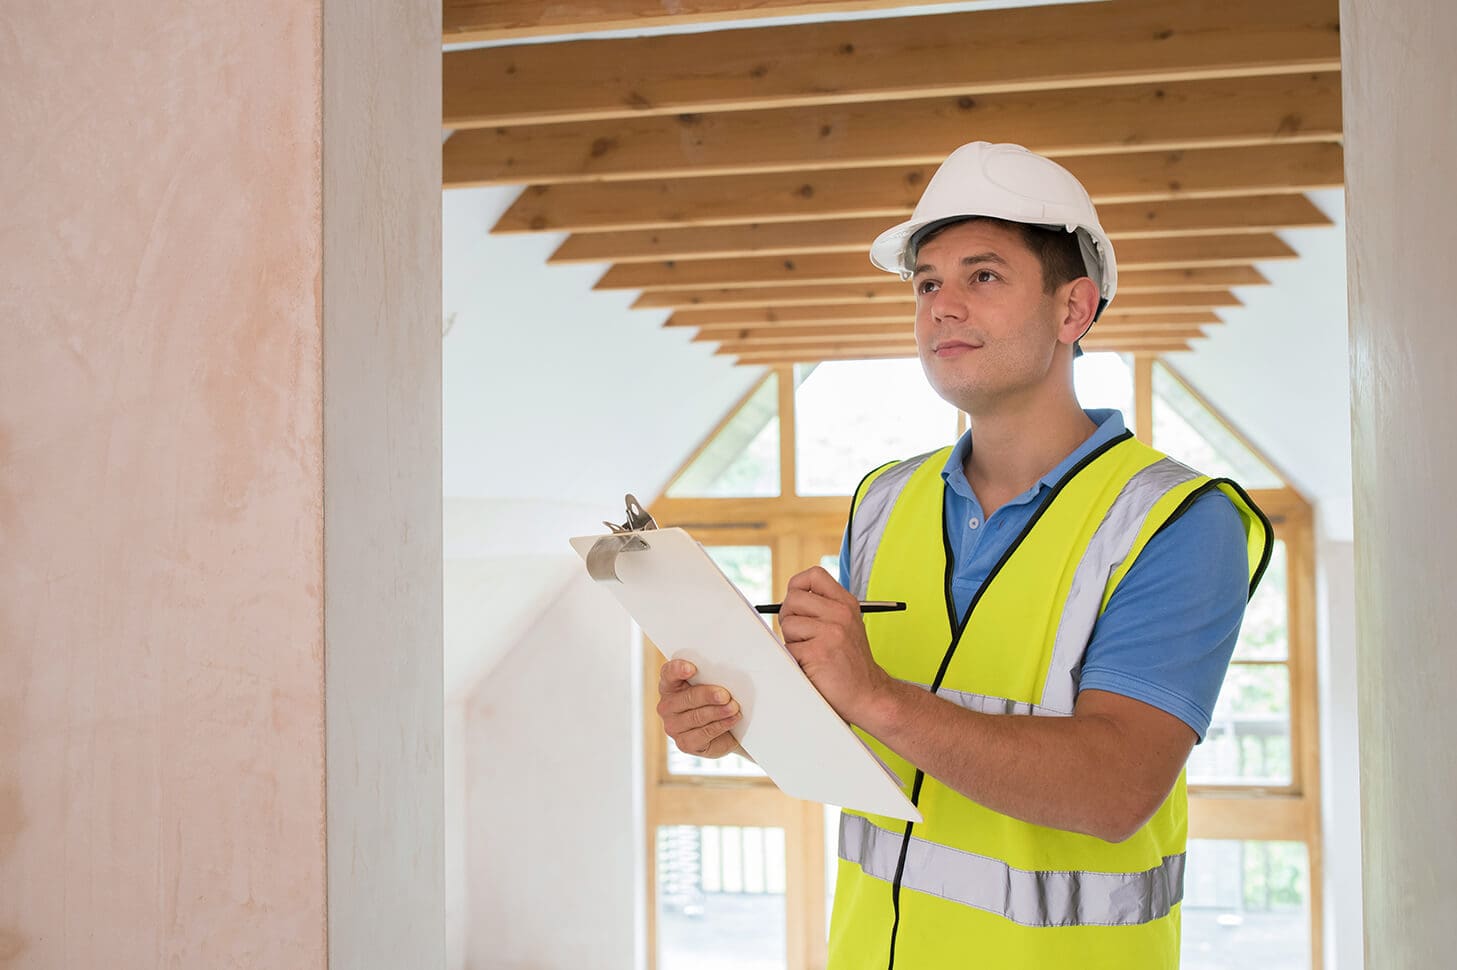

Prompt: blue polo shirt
[837,409,1249,740]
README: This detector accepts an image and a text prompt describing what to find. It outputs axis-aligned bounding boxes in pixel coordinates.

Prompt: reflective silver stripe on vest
[840,813,1185,928]
[907,681,1068,718]
[1038,457,1200,714]
[848,451,939,599]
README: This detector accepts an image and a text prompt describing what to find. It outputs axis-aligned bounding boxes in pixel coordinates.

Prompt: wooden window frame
[644,358,1323,970]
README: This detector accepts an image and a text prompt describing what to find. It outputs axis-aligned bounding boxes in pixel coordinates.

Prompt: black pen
[755,600,906,615]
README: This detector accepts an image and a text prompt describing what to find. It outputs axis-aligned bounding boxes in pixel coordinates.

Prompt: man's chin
[920,360,983,415]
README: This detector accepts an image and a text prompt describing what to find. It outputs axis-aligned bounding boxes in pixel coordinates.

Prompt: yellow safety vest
[827,431,1271,970]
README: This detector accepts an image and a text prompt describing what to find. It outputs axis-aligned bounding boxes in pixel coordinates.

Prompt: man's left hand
[777,566,892,725]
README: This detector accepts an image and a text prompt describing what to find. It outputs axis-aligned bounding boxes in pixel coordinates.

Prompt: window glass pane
[794,360,957,496]
[1237,540,1288,661]
[658,825,787,970]
[706,545,774,605]
[667,546,769,778]
[820,553,841,583]
[1188,664,1291,786]
[1152,363,1283,489]
[1183,840,1310,970]
[668,374,780,498]
[1073,352,1135,418]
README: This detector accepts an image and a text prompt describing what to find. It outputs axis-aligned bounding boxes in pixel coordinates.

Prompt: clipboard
[570,496,922,822]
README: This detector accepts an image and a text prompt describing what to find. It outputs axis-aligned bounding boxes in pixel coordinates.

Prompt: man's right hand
[656,659,743,758]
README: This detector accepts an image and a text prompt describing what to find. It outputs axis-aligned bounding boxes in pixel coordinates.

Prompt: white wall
[441,187,757,691]
[442,185,754,968]
[322,2,444,966]
[462,575,642,970]
[446,703,469,970]
[443,186,758,504]
[1341,0,1457,965]
[1317,540,1363,969]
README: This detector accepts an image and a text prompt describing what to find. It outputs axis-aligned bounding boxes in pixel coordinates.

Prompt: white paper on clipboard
[570,526,922,822]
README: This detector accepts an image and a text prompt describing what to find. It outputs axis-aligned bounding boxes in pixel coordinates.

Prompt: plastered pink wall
[0,4,328,966]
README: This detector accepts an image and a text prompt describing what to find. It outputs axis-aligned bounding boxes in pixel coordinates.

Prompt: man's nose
[930,287,965,322]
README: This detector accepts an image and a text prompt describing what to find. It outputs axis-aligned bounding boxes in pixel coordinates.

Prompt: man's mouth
[931,338,981,357]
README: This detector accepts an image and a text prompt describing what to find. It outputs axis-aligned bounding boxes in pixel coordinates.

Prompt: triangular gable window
[666,372,780,498]
[1152,362,1284,490]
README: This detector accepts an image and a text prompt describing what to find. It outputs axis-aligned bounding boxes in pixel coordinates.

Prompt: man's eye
[916,279,940,295]
[972,270,999,283]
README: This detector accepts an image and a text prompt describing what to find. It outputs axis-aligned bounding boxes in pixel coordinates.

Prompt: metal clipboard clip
[586,493,659,582]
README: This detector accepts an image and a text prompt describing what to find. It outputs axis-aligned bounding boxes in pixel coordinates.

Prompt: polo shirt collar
[941,409,1128,504]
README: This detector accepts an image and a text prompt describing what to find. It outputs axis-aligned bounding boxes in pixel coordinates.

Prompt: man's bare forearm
[857,680,1187,842]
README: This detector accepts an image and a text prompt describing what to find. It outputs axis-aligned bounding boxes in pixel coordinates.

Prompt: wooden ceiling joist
[597,236,1297,290]
[724,335,1197,363]
[446,72,1340,186]
[444,0,1340,128]
[485,144,1345,231]
[548,195,1330,264]
[669,304,1228,329]
[631,268,1269,309]
[694,322,1211,344]
[443,0,995,43]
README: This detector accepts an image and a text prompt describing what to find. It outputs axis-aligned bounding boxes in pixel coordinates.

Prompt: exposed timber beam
[443,0,997,43]
[597,236,1297,290]
[668,304,1229,329]
[485,144,1345,229]
[725,336,1196,363]
[444,0,1340,127]
[693,323,1211,344]
[631,268,1269,308]
[549,195,1330,263]
[446,73,1341,186]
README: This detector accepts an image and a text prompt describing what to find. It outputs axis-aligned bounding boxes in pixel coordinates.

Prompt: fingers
[777,612,830,644]
[786,565,845,597]
[782,566,856,617]
[657,691,742,756]
[657,658,698,696]
[658,681,736,717]
[672,707,742,758]
[655,660,742,757]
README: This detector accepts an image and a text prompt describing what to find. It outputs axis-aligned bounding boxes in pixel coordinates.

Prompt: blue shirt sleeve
[1076,490,1251,741]
[838,529,852,589]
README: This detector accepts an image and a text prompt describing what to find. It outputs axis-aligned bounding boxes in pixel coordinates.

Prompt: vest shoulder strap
[846,447,951,599]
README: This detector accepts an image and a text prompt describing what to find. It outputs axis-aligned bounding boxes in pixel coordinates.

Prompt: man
[656,142,1271,968]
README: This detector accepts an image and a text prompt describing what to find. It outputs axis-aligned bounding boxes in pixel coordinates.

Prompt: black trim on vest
[881,428,1135,970]
[847,457,916,970]
[1149,477,1276,600]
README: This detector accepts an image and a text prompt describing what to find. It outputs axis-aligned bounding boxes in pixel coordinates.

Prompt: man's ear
[1057,277,1101,347]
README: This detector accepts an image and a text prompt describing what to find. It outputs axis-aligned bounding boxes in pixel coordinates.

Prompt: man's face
[910,219,1068,415]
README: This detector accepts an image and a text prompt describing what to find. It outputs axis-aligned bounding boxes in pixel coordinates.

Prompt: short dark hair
[910,216,1086,294]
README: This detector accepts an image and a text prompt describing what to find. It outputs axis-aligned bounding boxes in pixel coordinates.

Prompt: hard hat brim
[869,214,1117,312]
[869,216,937,278]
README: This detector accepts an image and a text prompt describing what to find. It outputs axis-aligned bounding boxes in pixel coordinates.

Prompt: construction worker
[656,141,1271,968]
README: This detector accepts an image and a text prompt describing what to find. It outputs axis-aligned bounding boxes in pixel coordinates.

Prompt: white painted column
[1316,538,1363,970]
[0,1,441,966]
[322,1,443,966]
[1342,1,1457,965]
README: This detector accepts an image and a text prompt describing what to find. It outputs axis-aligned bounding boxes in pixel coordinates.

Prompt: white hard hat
[869,142,1117,317]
